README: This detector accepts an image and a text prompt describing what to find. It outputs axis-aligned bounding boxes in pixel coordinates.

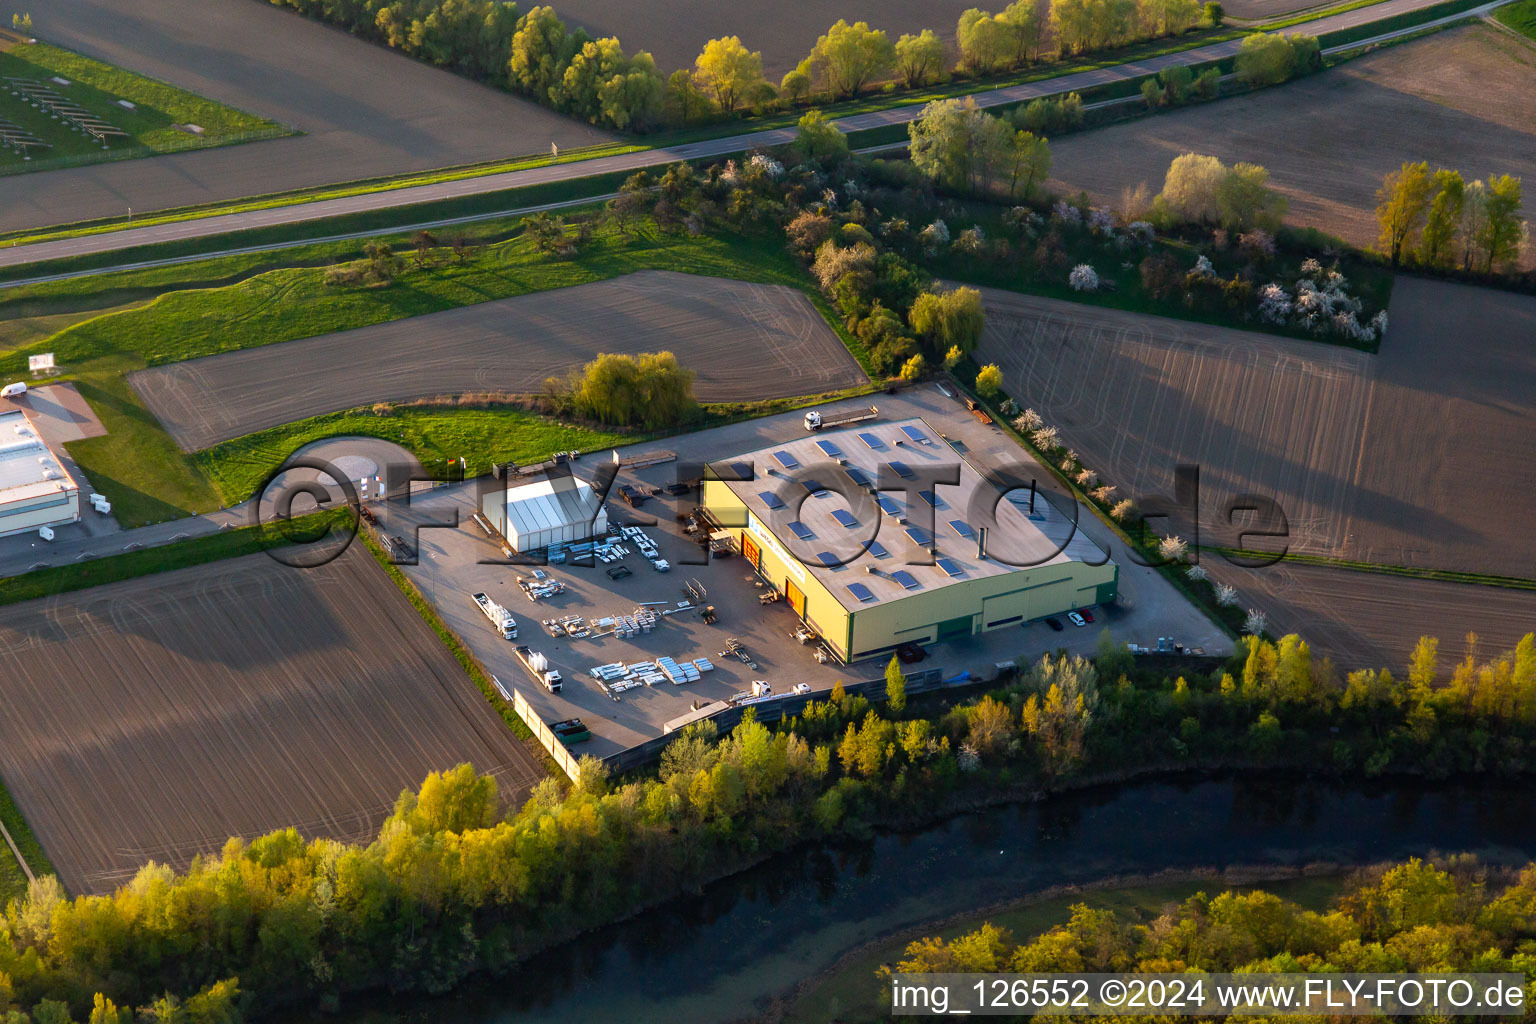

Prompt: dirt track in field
[0,545,542,894]
[0,0,612,232]
[131,271,868,451]
[973,278,1536,664]
[1045,25,1536,268]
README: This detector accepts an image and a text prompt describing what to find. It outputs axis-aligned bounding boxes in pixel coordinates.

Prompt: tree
[1475,174,1524,273]
[958,8,1012,73]
[362,241,402,283]
[1000,0,1045,63]
[571,350,696,427]
[1159,64,1193,104]
[693,36,764,114]
[975,363,1004,398]
[1235,32,1302,86]
[895,29,945,87]
[809,19,896,98]
[886,656,908,713]
[509,6,568,96]
[899,353,927,380]
[1160,152,1228,224]
[596,50,664,130]
[1141,79,1163,109]
[521,211,567,252]
[1052,0,1137,54]
[1418,168,1464,269]
[1215,161,1286,232]
[1003,130,1051,200]
[909,98,1020,195]
[909,287,986,355]
[1143,0,1201,36]
[411,230,438,267]
[450,234,474,265]
[1204,1,1225,25]
[665,68,709,124]
[1375,162,1433,267]
[795,109,849,164]
[780,65,813,104]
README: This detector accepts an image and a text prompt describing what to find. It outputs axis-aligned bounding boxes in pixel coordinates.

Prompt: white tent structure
[483,472,608,552]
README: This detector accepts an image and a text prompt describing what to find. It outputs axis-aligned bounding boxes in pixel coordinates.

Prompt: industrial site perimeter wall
[0,544,543,895]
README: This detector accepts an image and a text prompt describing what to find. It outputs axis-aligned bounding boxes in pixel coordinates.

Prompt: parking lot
[366,385,1229,759]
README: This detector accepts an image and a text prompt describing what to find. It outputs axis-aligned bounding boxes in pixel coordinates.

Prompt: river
[311,776,1536,1024]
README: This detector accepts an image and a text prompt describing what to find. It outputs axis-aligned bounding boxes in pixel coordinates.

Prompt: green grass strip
[1493,0,1536,38]
[1201,546,1536,590]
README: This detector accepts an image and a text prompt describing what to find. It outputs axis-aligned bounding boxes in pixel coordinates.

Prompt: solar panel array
[890,570,921,590]
[814,439,844,458]
[831,509,859,529]
[846,582,876,602]
[936,557,964,578]
[787,521,815,541]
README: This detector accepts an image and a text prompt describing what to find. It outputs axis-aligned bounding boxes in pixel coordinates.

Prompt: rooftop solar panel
[918,489,943,507]
[901,426,928,443]
[845,466,870,488]
[831,509,859,529]
[759,491,785,510]
[787,521,814,541]
[846,582,876,603]
[876,495,901,516]
[904,525,932,546]
[949,519,976,539]
[866,539,889,558]
[803,479,828,494]
[890,570,921,590]
[889,460,915,479]
[772,450,800,469]
[815,551,846,570]
[858,431,885,450]
[936,557,964,578]
[727,461,753,480]
[814,440,844,458]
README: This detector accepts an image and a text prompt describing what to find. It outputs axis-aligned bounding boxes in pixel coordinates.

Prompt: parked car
[896,641,927,664]
[605,564,632,580]
[1079,608,1096,623]
[1045,617,1064,632]
[1067,612,1087,627]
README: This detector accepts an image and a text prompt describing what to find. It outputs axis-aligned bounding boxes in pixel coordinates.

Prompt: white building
[0,410,80,538]
[482,472,608,552]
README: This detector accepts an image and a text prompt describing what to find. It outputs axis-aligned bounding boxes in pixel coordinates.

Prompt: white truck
[804,404,878,432]
[472,592,517,639]
[514,645,562,693]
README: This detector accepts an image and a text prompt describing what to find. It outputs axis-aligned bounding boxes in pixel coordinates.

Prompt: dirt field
[0,545,543,894]
[131,271,869,451]
[972,278,1536,662]
[1211,560,1536,671]
[1046,25,1536,267]
[0,0,612,232]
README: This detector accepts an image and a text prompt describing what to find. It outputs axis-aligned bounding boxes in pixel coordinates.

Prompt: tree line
[2,628,1532,1019]
[1376,161,1526,274]
[267,0,1229,133]
[894,856,1536,980]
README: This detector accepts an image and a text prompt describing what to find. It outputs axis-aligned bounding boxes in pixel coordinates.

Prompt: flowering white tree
[1052,200,1082,226]
[919,218,950,253]
[1157,535,1189,562]
[1244,608,1268,635]
[1190,254,1216,279]
[1186,564,1208,582]
[1075,468,1097,487]
[1016,407,1044,431]
[1091,484,1116,503]
[1257,282,1292,322]
[957,742,981,773]
[1214,582,1238,606]
[1111,499,1135,521]
[1088,207,1116,236]
[1127,221,1156,244]
[1031,425,1060,450]
[999,398,1019,417]
[1069,264,1100,291]
[748,152,783,178]
[954,225,987,255]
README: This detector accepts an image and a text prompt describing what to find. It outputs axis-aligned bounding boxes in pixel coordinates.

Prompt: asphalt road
[0,0,1488,271]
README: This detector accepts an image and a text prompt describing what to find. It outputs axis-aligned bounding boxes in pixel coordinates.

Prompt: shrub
[899,353,927,380]
[1204,1,1224,25]
[1068,263,1100,291]
[1157,535,1189,562]
[1214,582,1238,606]
[975,363,1004,398]
[1244,608,1268,635]
[811,239,877,290]
[1139,252,1184,299]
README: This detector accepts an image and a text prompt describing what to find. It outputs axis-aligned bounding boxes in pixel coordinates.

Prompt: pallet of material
[692,658,715,672]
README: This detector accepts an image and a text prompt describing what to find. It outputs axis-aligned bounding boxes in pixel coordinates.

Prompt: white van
[1,382,26,399]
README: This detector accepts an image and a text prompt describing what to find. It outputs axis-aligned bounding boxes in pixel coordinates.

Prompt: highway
[0,0,1497,275]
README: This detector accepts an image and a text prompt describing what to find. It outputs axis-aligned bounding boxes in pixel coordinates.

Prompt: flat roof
[0,410,77,507]
[501,474,603,537]
[711,417,1110,611]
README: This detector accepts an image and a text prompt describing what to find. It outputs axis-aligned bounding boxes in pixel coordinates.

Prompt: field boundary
[1202,547,1536,590]
[0,817,34,885]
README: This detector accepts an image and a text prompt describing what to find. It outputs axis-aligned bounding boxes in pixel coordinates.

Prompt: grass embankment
[0,782,53,905]
[783,873,1345,1024]
[1493,0,1536,38]
[6,217,866,522]
[0,41,287,174]
[1317,0,1490,45]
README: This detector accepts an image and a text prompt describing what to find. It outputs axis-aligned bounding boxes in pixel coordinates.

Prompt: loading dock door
[786,579,807,620]
[742,534,761,570]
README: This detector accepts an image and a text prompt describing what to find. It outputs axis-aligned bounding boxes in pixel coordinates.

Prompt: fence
[510,686,583,781]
